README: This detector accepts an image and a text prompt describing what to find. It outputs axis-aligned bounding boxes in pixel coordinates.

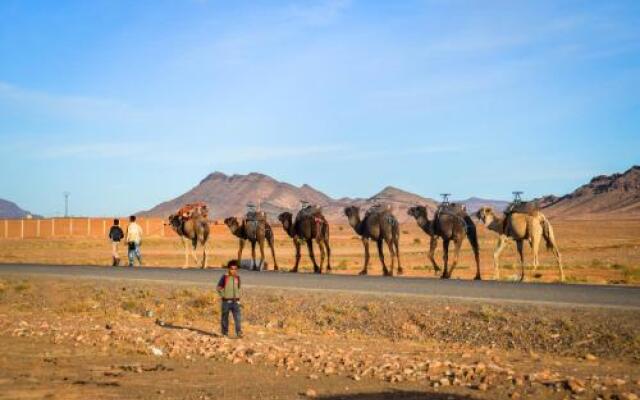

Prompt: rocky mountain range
[541,165,640,217]
[0,199,37,219]
[141,172,440,223]
[141,165,640,223]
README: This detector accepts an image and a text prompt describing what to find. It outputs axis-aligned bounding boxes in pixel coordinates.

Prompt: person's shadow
[155,319,221,337]
[314,391,477,400]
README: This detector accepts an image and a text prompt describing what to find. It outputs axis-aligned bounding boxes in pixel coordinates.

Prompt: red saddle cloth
[176,202,209,220]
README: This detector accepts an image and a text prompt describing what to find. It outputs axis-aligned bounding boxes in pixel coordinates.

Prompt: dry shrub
[188,293,213,309]
[13,282,31,292]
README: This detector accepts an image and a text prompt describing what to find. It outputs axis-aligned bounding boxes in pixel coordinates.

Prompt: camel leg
[191,239,200,265]
[258,238,266,271]
[394,235,403,275]
[307,239,320,273]
[448,239,462,279]
[359,239,370,275]
[441,239,450,279]
[493,236,507,280]
[291,240,301,273]
[530,228,542,280]
[377,239,390,276]
[237,239,245,266]
[516,240,525,282]
[201,241,208,269]
[251,241,257,271]
[428,236,440,275]
[180,237,189,268]
[541,216,564,282]
[317,239,325,274]
[386,239,396,277]
[324,236,332,272]
[553,245,564,282]
[268,237,278,271]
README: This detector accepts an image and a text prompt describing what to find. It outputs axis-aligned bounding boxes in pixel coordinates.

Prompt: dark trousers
[221,300,242,336]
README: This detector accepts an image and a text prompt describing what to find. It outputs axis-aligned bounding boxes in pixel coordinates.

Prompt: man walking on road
[108,218,124,266]
[216,260,243,338]
[126,215,143,267]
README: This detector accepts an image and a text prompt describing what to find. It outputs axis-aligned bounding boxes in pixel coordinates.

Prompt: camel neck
[347,214,363,235]
[416,214,431,234]
[283,218,295,238]
[487,215,504,234]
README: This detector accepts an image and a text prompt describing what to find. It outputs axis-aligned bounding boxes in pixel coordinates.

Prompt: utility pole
[63,192,70,217]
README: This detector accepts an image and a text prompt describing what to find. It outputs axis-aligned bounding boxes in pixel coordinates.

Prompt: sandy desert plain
[0,216,639,400]
[1,217,639,284]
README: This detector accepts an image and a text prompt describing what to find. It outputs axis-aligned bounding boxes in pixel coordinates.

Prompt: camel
[475,206,563,282]
[167,213,210,269]
[344,205,402,276]
[407,204,481,280]
[224,215,278,271]
[278,208,331,274]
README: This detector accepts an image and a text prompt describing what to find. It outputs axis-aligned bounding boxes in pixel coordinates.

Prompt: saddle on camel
[365,203,396,226]
[502,199,540,232]
[176,202,209,220]
[435,202,468,219]
[298,202,327,231]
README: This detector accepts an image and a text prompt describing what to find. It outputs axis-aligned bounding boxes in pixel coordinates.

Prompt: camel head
[407,205,428,220]
[475,206,495,225]
[277,212,294,236]
[343,205,360,219]
[278,211,293,227]
[167,214,182,232]
[223,217,241,232]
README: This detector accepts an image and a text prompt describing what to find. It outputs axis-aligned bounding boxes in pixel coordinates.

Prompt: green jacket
[217,274,241,300]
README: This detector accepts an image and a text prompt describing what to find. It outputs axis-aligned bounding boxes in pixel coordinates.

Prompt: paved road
[1,264,639,309]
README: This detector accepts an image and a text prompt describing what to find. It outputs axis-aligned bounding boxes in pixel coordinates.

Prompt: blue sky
[0,0,638,216]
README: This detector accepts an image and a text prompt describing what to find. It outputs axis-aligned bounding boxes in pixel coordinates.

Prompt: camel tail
[540,215,555,251]
[463,215,480,256]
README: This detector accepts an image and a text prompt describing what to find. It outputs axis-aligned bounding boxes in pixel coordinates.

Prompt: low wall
[0,218,227,239]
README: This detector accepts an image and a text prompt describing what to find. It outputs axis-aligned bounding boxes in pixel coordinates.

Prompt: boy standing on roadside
[126,215,143,267]
[108,218,124,266]
[216,260,243,338]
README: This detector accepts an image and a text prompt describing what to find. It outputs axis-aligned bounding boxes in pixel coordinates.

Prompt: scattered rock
[150,346,164,357]
[566,378,586,394]
[476,383,489,391]
[585,353,598,361]
[305,388,317,398]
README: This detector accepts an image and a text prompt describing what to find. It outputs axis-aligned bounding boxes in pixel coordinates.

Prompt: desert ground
[1,217,639,399]
[0,219,639,284]
[0,275,639,400]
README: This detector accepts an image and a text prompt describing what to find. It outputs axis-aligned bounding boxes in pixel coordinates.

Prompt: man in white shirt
[126,215,143,267]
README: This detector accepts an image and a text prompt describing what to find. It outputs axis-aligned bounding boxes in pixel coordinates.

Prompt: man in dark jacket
[108,219,124,266]
[216,260,243,338]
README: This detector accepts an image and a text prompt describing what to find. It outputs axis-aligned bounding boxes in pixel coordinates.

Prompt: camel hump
[365,203,392,217]
[437,202,468,218]
[505,201,540,216]
[298,204,323,219]
[245,210,267,222]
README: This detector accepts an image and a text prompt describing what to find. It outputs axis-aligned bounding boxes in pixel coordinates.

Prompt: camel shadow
[154,320,221,338]
[315,390,477,400]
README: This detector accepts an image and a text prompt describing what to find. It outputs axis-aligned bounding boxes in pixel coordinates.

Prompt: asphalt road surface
[1,264,639,309]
